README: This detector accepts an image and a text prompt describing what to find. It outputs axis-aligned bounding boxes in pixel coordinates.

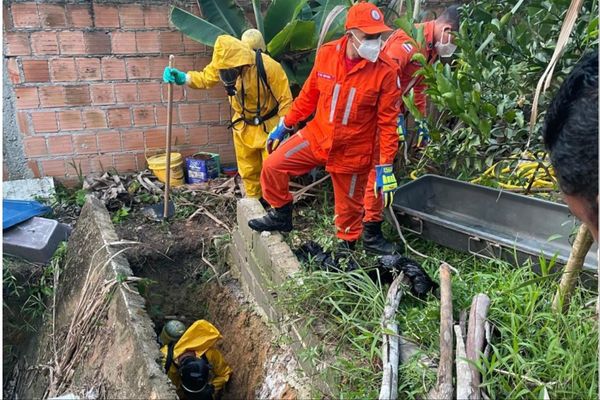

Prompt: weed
[111,206,131,224]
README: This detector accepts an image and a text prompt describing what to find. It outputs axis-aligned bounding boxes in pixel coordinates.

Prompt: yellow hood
[211,35,255,69]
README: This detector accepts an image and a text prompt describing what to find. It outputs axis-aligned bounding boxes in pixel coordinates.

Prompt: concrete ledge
[230,198,337,396]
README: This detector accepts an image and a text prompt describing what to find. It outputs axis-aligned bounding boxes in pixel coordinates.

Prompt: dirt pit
[116,213,291,399]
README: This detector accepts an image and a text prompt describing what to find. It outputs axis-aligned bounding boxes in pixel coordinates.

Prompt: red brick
[4,3,13,31]
[40,159,66,177]
[160,32,183,53]
[23,136,47,157]
[76,58,101,80]
[85,32,111,54]
[107,108,131,128]
[195,56,212,70]
[205,85,229,101]
[102,58,126,80]
[17,112,31,135]
[47,135,73,155]
[39,4,66,28]
[186,87,206,101]
[178,104,200,124]
[58,110,83,130]
[97,131,121,152]
[200,103,220,122]
[187,126,208,146]
[174,55,195,74]
[122,130,144,150]
[114,83,138,103]
[93,4,119,28]
[111,32,136,54]
[136,31,160,53]
[219,144,236,164]
[22,60,50,83]
[27,160,41,178]
[31,111,58,133]
[149,56,168,79]
[161,84,185,102]
[90,84,115,105]
[133,107,155,127]
[59,31,85,55]
[66,4,92,28]
[4,33,31,56]
[183,36,205,53]
[171,127,186,146]
[144,128,164,149]
[73,134,98,154]
[119,4,144,28]
[31,32,59,55]
[15,87,39,109]
[155,105,180,125]
[113,153,137,172]
[66,158,92,176]
[83,110,107,129]
[12,3,40,28]
[7,58,21,84]
[60,85,90,106]
[126,58,150,79]
[135,153,147,170]
[89,155,113,173]
[208,125,230,144]
[138,82,161,103]
[49,58,77,82]
[144,5,169,28]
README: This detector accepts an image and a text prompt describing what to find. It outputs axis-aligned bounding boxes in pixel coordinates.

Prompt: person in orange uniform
[361,5,461,255]
[248,2,401,252]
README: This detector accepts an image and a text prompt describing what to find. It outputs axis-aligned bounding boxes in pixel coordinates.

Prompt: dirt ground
[116,211,277,399]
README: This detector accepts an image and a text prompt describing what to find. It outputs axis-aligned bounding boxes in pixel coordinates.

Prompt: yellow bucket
[147,153,185,186]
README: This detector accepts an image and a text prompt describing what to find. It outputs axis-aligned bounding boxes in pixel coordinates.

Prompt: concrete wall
[15,196,177,399]
[3,0,234,182]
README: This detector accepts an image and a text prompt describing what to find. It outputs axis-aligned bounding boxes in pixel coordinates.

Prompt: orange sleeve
[378,68,401,165]
[283,52,321,127]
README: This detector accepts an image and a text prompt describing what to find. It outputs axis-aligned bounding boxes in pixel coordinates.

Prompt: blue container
[3,199,51,230]
[185,152,221,184]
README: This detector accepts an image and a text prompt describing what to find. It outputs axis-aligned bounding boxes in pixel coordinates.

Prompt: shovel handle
[164,55,175,218]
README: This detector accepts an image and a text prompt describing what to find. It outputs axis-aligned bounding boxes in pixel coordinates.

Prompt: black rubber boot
[248,202,293,232]
[362,221,403,255]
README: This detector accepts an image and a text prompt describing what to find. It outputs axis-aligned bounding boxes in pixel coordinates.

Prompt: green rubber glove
[163,67,186,85]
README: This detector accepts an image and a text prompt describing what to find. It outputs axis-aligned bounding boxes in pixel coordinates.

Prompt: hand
[397,114,407,142]
[162,67,187,85]
[374,164,397,207]
[266,120,293,154]
[415,119,430,148]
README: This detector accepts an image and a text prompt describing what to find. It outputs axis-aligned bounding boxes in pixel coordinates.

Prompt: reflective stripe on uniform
[329,83,341,123]
[342,87,356,125]
[348,173,357,198]
[284,140,309,158]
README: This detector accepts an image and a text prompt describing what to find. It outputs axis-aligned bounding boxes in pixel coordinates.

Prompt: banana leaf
[264,0,308,43]
[312,0,352,36]
[251,0,264,36]
[170,7,228,47]
[197,0,249,37]
[267,20,316,58]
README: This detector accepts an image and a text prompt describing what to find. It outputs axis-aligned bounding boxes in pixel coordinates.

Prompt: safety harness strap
[165,341,176,373]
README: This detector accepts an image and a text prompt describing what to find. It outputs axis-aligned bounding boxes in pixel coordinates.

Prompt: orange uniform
[261,34,401,240]
[363,21,437,223]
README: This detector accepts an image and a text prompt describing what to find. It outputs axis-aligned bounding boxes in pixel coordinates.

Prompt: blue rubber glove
[162,67,187,85]
[374,164,397,207]
[397,114,407,142]
[416,119,430,148]
[266,120,293,154]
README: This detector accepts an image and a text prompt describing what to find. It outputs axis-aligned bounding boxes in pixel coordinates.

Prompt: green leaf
[313,0,351,37]
[267,20,316,58]
[251,0,264,36]
[197,0,248,37]
[410,52,427,66]
[170,7,228,47]
[264,0,307,43]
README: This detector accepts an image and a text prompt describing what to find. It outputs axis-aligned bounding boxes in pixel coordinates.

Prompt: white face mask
[435,31,457,58]
[351,31,381,63]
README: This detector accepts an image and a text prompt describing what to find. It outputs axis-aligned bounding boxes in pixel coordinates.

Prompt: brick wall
[4,1,235,182]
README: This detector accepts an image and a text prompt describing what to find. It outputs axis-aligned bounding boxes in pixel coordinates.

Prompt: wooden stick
[455,325,474,400]
[429,263,453,400]
[163,54,174,218]
[465,293,490,400]
[379,273,404,400]
[552,224,593,313]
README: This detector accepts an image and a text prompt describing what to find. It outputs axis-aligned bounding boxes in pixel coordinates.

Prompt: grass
[279,193,598,399]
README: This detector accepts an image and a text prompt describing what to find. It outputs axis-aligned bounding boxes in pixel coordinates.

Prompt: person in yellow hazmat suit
[163,30,293,199]
[160,320,233,400]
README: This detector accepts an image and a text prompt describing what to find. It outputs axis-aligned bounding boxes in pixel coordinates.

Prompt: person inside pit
[162,29,293,201]
[247,2,401,261]
[542,51,598,241]
[361,5,461,255]
[160,320,232,400]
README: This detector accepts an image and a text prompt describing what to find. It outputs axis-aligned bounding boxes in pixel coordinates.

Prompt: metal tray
[391,175,598,277]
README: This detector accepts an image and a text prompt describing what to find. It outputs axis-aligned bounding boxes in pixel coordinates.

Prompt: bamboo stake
[429,263,453,400]
[379,273,405,400]
[466,293,491,400]
[455,325,474,400]
[552,224,593,313]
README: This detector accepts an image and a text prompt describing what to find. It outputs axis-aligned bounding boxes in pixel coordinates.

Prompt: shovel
[143,54,176,221]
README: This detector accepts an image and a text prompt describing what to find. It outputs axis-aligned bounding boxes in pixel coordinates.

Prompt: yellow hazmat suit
[160,320,233,396]
[186,35,293,198]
